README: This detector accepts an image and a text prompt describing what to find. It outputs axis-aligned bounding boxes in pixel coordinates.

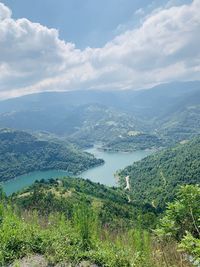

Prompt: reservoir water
[81,147,152,186]
[1,147,152,195]
[2,170,70,196]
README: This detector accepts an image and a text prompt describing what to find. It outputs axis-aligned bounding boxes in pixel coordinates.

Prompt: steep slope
[119,136,200,208]
[0,129,103,182]
[12,177,147,227]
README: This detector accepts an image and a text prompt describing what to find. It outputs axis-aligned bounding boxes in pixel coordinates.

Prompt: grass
[0,203,192,267]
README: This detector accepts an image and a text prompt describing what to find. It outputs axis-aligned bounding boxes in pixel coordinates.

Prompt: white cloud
[0,0,200,99]
[0,2,11,21]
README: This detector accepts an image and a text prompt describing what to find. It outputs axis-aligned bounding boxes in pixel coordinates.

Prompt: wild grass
[0,203,192,267]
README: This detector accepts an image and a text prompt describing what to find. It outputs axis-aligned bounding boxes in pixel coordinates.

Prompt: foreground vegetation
[0,178,199,266]
[0,129,103,182]
[156,185,200,265]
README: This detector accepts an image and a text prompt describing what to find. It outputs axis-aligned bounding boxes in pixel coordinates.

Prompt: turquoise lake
[81,147,152,186]
[1,147,152,195]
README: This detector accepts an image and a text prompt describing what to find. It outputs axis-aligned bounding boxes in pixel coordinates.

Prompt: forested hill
[0,129,103,182]
[119,136,200,208]
[11,177,155,228]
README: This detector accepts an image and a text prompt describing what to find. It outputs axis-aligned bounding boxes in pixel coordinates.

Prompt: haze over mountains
[0,81,199,148]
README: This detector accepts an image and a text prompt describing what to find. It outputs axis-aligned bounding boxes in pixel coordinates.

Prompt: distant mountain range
[0,80,199,149]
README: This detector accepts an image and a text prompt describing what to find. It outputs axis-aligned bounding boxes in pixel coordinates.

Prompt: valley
[1,145,152,195]
[0,81,200,198]
[0,81,199,267]
[0,1,200,265]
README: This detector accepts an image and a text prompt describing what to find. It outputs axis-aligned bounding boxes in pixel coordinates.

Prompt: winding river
[1,147,152,195]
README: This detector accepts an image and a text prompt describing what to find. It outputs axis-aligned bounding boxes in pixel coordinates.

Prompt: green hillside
[158,104,200,143]
[119,136,200,208]
[0,178,196,267]
[102,133,165,152]
[67,104,143,148]
[11,177,157,229]
[0,129,103,182]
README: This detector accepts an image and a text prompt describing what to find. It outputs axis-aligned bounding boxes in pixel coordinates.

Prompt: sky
[0,0,199,99]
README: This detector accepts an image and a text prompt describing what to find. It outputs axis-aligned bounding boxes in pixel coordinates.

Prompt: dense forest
[119,136,200,209]
[0,129,103,182]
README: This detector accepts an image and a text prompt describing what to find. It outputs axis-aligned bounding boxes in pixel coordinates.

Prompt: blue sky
[1,0,192,48]
[0,0,199,99]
